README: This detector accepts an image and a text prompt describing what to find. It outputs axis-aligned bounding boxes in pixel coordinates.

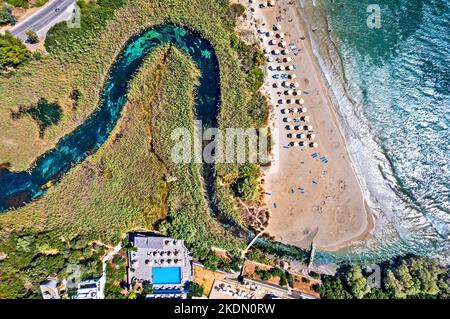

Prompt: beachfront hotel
[127,233,193,299]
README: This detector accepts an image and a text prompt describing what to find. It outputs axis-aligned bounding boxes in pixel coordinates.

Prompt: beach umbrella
[277,32,285,38]
[298,98,305,104]
[292,82,300,88]
[282,81,290,88]
[288,74,297,79]
[266,31,274,37]
[286,65,295,70]
[310,142,318,148]
[285,125,293,130]
[268,65,276,71]
[277,65,285,71]
[279,41,287,48]
[289,141,295,147]
[287,133,293,138]
[286,99,292,104]
[273,24,282,31]
[293,90,301,96]
[272,49,280,55]
[297,133,306,139]
[269,39,276,45]
[307,133,316,140]
[285,89,293,95]
[267,56,274,62]
[283,57,292,63]
[298,141,307,147]
[263,48,270,54]
[300,107,307,112]
[278,99,284,104]
[305,125,313,131]
[302,115,310,122]
[281,49,289,55]
[269,0,276,6]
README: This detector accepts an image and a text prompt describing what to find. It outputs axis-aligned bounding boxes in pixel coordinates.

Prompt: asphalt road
[10,0,76,43]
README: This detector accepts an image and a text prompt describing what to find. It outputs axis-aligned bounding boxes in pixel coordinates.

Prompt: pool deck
[127,234,193,294]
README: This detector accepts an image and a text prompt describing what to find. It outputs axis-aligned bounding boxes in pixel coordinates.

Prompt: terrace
[127,233,193,298]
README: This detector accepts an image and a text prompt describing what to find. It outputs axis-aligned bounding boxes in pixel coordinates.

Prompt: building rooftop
[40,278,64,299]
[127,234,193,299]
[72,277,105,299]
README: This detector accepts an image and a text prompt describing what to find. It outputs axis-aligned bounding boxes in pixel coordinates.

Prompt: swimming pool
[152,267,182,285]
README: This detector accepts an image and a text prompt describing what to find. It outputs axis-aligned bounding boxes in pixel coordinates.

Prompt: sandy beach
[235,0,374,252]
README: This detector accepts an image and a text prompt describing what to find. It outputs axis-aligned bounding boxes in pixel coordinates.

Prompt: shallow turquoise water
[315,0,450,261]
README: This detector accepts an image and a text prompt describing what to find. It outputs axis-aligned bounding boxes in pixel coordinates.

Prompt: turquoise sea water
[298,0,449,262]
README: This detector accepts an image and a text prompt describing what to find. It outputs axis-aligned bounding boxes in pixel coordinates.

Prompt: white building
[71,277,105,299]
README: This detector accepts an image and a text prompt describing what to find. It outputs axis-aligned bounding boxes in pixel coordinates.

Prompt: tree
[5,0,29,9]
[26,30,39,44]
[142,281,154,295]
[0,31,31,69]
[188,282,204,298]
[317,277,352,299]
[346,265,371,299]
[0,3,16,26]
[233,164,258,200]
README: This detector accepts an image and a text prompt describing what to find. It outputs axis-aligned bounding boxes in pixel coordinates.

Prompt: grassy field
[0,0,268,297]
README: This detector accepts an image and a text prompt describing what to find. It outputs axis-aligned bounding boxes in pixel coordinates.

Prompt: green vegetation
[199,249,241,272]
[316,256,450,299]
[0,31,31,70]
[254,266,287,286]
[233,163,259,200]
[0,231,105,298]
[229,3,246,18]
[35,0,48,7]
[0,0,269,298]
[188,282,204,298]
[104,250,128,299]
[11,98,62,137]
[26,29,39,44]
[5,0,28,8]
[45,0,127,54]
[0,2,16,26]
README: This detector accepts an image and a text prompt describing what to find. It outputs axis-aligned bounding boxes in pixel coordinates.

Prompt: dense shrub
[0,31,31,69]
[0,3,16,25]
[316,256,450,299]
[5,0,28,8]
[45,0,126,53]
[233,164,259,200]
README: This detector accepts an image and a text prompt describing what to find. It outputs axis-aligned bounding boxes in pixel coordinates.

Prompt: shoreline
[240,0,375,253]
[287,1,376,252]
[291,1,378,251]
